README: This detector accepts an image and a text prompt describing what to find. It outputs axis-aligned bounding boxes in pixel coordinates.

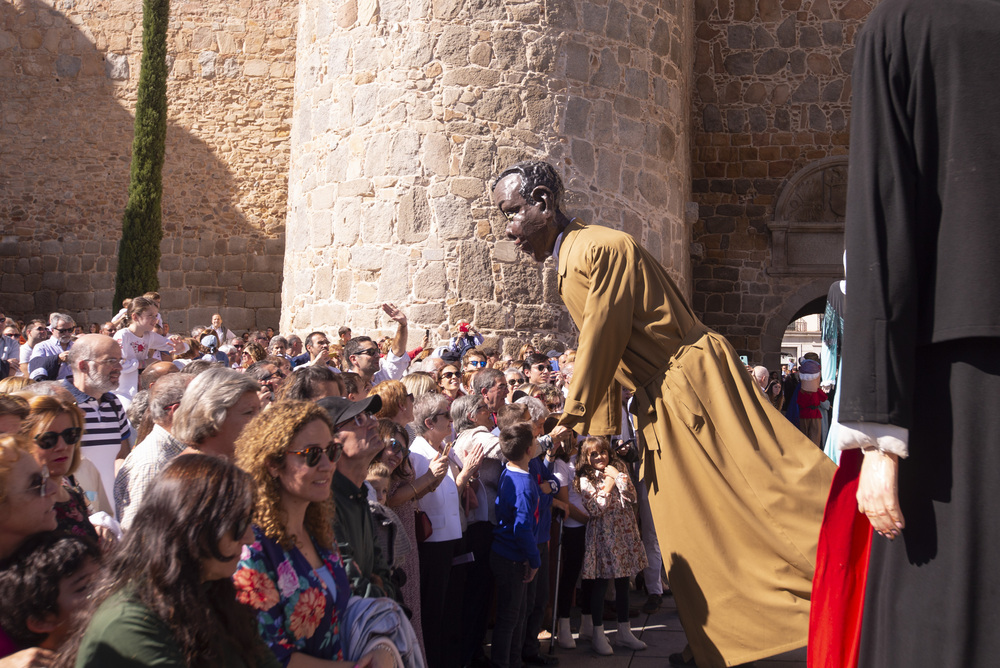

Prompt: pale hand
[524,563,538,583]
[0,648,55,668]
[355,647,396,668]
[462,443,484,473]
[429,453,449,479]
[857,449,904,539]
[381,303,408,326]
[548,425,572,447]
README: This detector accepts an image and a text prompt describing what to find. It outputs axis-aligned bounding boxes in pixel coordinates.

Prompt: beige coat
[555,221,835,667]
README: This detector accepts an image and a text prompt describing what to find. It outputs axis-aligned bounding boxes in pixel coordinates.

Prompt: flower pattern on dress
[277,559,300,598]
[233,567,281,611]
[234,526,350,666]
[288,587,325,639]
[580,472,648,580]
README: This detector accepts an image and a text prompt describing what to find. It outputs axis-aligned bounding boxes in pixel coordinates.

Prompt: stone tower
[282,0,696,346]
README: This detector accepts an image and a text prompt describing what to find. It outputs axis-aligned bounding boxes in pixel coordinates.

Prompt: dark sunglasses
[433,411,451,421]
[387,437,406,453]
[441,371,459,379]
[507,378,524,386]
[260,371,286,383]
[467,360,487,368]
[53,327,75,334]
[356,348,380,357]
[533,363,552,371]
[34,427,82,450]
[26,466,53,498]
[287,442,342,467]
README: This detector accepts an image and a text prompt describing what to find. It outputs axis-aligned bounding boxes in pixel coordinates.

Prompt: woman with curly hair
[18,395,100,544]
[241,342,268,369]
[234,401,396,668]
[65,453,278,668]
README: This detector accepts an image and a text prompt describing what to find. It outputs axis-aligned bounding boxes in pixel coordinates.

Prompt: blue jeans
[490,551,528,668]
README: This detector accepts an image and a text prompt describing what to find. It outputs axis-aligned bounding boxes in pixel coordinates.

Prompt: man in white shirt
[343,303,410,393]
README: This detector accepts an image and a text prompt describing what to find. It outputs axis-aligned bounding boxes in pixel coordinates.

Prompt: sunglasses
[54,327,75,334]
[34,427,83,450]
[387,437,406,453]
[433,411,451,421]
[507,378,524,386]
[356,348,380,357]
[26,466,54,498]
[287,443,342,467]
[467,360,487,368]
[533,363,552,371]
[259,371,286,383]
[440,371,459,380]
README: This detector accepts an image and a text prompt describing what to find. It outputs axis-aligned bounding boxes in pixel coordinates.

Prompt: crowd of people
[0,299,669,668]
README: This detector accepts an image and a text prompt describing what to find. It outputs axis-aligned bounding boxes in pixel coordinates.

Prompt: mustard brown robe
[553,220,835,668]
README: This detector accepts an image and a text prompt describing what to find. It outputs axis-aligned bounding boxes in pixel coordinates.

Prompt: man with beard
[62,334,131,506]
[29,313,77,380]
[492,161,835,668]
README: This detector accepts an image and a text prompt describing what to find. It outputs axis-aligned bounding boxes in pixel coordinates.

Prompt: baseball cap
[317,395,383,428]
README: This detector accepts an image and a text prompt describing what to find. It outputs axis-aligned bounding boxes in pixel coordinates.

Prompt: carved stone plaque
[768,156,848,276]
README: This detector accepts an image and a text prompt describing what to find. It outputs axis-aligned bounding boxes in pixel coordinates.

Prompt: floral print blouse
[234,526,351,667]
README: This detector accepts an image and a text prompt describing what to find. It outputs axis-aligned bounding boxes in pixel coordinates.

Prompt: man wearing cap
[320,395,400,602]
[492,160,834,667]
[449,321,483,358]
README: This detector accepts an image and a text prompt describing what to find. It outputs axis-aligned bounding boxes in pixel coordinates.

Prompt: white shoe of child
[557,617,576,649]
[615,622,647,651]
[592,625,614,656]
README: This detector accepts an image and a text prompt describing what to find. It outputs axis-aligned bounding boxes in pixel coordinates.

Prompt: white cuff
[838,421,909,458]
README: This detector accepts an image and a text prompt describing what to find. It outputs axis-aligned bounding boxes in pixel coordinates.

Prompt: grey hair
[149,374,193,425]
[268,335,288,349]
[171,367,260,445]
[50,312,75,327]
[471,368,504,396]
[515,395,548,423]
[451,394,486,434]
[126,390,150,429]
[413,391,449,436]
[492,161,564,208]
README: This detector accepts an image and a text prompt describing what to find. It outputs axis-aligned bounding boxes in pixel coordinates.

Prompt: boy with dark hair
[491,423,542,668]
[0,533,101,651]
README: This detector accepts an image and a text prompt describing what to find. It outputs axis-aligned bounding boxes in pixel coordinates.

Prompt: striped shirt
[63,378,131,507]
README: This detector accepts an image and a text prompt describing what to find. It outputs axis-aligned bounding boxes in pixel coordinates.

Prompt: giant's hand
[857,449,904,539]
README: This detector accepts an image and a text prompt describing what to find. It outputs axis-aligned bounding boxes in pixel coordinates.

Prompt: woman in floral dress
[576,436,648,653]
[234,401,395,668]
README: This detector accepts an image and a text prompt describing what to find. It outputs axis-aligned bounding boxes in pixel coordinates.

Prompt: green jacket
[332,470,400,602]
[76,590,281,668]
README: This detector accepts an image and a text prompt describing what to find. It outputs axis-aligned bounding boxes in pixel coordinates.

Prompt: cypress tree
[113,0,170,309]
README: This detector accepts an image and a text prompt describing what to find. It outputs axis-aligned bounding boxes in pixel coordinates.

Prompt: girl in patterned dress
[575,436,648,654]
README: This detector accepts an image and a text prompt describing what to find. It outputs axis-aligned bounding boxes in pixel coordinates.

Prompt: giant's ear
[530,185,555,212]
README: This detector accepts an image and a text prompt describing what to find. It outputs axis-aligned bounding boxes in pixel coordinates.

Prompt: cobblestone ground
[488,588,807,668]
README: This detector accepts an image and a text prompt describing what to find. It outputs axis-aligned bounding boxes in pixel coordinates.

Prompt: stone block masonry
[0,0,296,332]
[284,0,695,346]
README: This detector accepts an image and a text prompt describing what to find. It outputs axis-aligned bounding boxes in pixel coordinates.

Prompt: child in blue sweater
[491,423,541,668]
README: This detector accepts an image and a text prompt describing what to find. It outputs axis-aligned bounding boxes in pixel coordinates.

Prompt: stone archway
[760,278,832,370]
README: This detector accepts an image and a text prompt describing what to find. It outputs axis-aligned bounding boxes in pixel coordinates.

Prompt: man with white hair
[61,334,130,505]
[29,313,76,380]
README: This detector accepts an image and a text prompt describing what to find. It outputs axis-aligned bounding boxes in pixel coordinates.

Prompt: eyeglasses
[54,327,75,334]
[387,437,406,453]
[337,411,376,429]
[26,466,54,498]
[232,344,244,350]
[89,358,123,367]
[433,411,451,422]
[533,363,551,371]
[440,371,459,380]
[507,378,524,386]
[34,427,83,450]
[467,360,487,368]
[355,348,380,357]
[287,442,342,467]
[259,371,286,383]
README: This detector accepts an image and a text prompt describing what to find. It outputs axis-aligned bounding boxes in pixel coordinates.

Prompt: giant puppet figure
[492,162,835,667]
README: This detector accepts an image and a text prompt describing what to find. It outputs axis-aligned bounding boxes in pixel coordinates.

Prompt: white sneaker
[615,622,647,651]
[557,618,576,649]
[592,625,614,656]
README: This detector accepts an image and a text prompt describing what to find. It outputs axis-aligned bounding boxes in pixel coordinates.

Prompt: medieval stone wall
[689,0,875,366]
[0,0,295,333]
[283,0,695,350]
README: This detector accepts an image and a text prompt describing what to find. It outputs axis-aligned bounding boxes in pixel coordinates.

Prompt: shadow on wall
[0,0,281,333]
